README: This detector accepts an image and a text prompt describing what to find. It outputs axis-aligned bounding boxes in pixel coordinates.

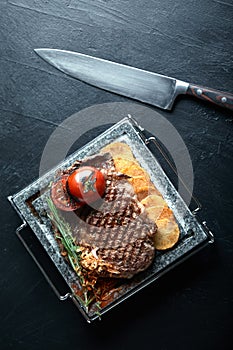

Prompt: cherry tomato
[51,174,83,211]
[67,166,106,205]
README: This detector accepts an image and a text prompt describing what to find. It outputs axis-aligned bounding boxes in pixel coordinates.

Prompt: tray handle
[18,224,73,301]
[146,136,201,214]
[8,196,73,302]
[202,221,215,244]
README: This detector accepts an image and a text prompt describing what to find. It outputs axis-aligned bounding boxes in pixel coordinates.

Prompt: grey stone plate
[8,116,214,322]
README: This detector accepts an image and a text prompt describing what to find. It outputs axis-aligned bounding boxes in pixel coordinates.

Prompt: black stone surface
[1,1,232,349]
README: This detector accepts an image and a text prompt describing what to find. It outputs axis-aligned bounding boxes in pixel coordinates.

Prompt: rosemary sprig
[95,301,102,318]
[47,197,82,278]
[46,196,100,310]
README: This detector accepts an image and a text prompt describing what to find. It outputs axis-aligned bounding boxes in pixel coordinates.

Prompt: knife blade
[35,48,233,111]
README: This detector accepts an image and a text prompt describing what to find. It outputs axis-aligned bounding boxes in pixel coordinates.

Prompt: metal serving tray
[8,115,214,322]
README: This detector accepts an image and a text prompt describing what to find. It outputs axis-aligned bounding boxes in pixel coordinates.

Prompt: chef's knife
[35,48,233,111]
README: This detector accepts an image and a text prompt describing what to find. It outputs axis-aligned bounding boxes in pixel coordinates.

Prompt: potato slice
[136,185,162,201]
[122,164,150,179]
[141,196,180,250]
[113,154,160,202]
[157,206,174,220]
[100,142,135,160]
[128,175,150,194]
[113,157,136,172]
[145,205,165,221]
[154,217,180,250]
[141,194,166,208]
[113,157,148,176]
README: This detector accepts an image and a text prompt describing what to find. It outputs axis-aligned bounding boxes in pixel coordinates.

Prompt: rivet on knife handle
[186,84,233,111]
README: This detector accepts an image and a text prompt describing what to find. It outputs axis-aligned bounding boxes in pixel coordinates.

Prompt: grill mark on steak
[58,152,157,279]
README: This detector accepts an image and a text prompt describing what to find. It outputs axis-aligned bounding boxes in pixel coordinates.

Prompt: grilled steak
[60,153,157,279]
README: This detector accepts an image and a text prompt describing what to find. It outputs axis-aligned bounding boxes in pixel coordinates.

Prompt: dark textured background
[1,1,233,349]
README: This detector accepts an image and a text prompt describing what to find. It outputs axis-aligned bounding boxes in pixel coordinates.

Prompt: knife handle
[186,83,233,111]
